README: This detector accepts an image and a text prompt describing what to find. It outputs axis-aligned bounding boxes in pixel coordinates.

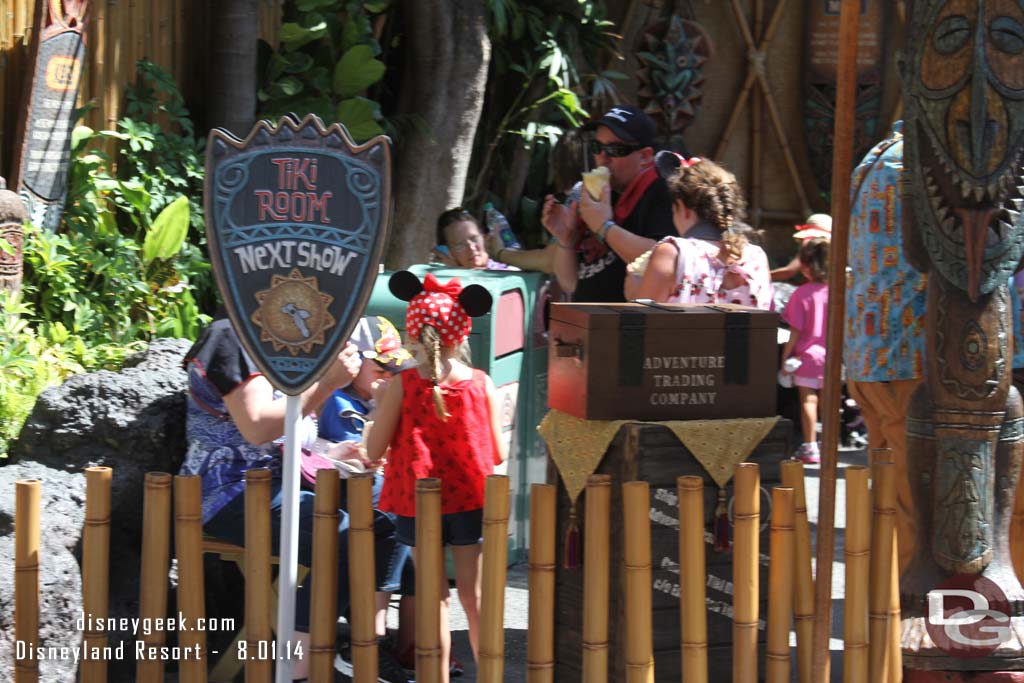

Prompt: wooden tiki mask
[902,0,1024,299]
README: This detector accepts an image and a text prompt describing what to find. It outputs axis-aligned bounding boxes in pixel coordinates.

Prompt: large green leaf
[333,45,386,98]
[279,52,315,74]
[143,196,190,262]
[336,97,384,141]
[279,21,328,50]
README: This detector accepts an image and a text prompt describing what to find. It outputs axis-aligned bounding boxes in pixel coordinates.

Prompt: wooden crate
[548,302,780,421]
[551,419,792,682]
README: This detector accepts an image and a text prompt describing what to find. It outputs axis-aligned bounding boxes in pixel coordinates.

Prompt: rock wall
[0,338,243,682]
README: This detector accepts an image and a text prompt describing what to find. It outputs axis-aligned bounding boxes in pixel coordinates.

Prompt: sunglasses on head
[589,140,644,158]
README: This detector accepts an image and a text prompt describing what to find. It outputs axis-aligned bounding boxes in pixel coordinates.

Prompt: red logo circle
[925,574,1011,658]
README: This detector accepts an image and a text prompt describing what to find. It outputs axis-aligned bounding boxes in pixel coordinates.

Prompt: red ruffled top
[379,368,497,517]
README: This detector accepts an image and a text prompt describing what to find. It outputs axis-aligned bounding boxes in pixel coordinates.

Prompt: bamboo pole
[90,0,107,133]
[869,462,897,682]
[677,476,707,683]
[136,472,172,682]
[887,532,902,683]
[0,4,8,171]
[872,449,902,683]
[13,0,26,40]
[733,463,760,683]
[766,487,794,683]
[526,484,556,683]
[582,474,611,682]
[781,460,814,683]
[843,466,870,683]
[778,458,811,683]
[623,481,654,683]
[15,479,41,683]
[346,473,376,683]
[415,478,443,683]
[132,0,146,64]
[479,475,510,683]
[244,468,273,683]
[104,0,122,160]
[812,0,861,678]
[81,467,112,683]
[174,474,207,683]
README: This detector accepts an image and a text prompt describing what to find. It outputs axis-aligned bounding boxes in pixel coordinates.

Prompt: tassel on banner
[563,506,581,569]
[713,487,731,553]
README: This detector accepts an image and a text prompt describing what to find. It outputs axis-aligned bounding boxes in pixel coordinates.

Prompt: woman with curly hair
[625,155,773,308]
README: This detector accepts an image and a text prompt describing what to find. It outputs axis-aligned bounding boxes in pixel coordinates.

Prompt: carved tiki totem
[0,190,27,292]
[900,0,1024,676]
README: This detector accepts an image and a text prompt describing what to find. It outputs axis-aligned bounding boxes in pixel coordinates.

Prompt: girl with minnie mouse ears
[365,271,507,679]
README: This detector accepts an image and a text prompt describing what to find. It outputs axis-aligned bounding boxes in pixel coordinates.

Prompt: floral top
[660,235,773,309]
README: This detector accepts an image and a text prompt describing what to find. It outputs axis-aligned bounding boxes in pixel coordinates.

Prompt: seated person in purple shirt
[430,207,517,270]
[179,315,401,681]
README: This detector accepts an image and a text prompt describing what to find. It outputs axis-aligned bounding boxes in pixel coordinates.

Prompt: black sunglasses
[589,140,643,158]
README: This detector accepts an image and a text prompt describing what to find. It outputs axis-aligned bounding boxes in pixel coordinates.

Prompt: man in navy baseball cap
[583,104,658,150]
[541,103,675,302]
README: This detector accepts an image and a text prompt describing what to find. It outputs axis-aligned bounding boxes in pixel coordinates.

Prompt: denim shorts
[394,508,483,547]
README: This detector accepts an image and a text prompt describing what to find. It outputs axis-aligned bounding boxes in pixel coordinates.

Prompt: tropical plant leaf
[278,76,305,96]
[279,52,315,74]
[334,44,386,98]
[280,21,328,50]
[143,196,190,262]
[336,97,385,141]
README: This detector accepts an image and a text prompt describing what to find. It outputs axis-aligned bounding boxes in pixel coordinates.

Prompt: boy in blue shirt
[319,315,415,444]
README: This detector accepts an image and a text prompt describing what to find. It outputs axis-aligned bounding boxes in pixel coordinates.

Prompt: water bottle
[484,202,522,250]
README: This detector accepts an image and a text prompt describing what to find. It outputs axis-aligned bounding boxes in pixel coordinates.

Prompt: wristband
[556,240,574,250]
[597,219,616,242]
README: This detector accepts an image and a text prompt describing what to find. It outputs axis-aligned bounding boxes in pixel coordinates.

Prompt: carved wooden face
[905,0,1024,299]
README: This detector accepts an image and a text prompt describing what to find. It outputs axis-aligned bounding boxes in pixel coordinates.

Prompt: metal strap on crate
[619,310,647,387]
[705,306,752,385]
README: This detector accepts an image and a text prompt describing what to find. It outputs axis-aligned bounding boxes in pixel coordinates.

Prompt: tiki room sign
[11,1,88,231]
[205,114,392,395]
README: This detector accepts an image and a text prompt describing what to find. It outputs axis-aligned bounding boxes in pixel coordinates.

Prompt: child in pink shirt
[781,238,829,463]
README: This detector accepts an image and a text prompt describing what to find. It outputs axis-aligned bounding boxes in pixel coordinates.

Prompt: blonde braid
[421,326,449,421]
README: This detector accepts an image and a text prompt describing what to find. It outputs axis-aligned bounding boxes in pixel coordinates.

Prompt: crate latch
[723,311,750,385]
[619,311,646,387]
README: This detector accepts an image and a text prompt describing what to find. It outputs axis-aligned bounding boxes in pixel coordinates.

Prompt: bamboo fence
[12,458,912,681]
[582,474,611,681]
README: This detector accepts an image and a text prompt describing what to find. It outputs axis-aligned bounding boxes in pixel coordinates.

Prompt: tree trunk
[388,0,491,268]
[206,0,259,137]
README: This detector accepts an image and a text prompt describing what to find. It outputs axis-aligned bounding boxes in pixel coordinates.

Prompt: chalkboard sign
[11,2,88,231]
[205,114,392,395]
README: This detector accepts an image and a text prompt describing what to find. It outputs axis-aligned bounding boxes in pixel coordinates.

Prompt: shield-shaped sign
[205,114,392,395]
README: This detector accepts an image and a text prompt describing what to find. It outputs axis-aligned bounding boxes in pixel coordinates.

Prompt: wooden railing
[12,457,905,683]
